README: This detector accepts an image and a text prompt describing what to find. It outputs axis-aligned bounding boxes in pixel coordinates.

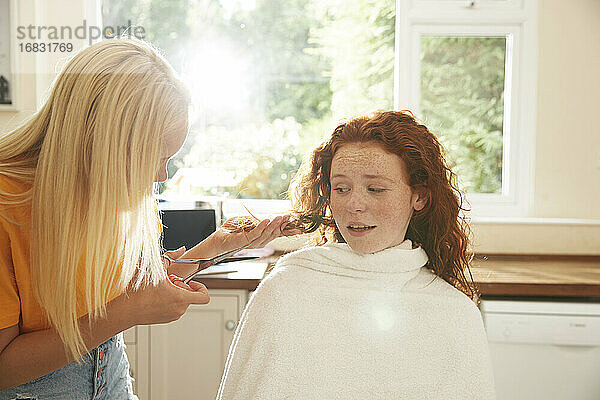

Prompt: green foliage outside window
[421,37,506,194]
[103,0,505,198]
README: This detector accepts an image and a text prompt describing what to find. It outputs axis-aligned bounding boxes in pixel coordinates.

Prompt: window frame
[0,0,21,111]
[395,0,538,217]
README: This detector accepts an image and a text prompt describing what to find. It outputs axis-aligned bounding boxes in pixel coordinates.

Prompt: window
[396,0,538,216]
[102,0,536,217]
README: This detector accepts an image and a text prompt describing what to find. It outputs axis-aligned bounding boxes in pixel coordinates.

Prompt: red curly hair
[287,110,479,301]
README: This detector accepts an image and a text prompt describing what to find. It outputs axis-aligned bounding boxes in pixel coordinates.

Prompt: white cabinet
[123,326,141,395]
[124,289,248,400]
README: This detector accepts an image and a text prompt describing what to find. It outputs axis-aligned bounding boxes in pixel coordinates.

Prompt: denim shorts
[0,333,137,400]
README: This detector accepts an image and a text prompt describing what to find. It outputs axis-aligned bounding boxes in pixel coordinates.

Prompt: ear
[411,185,429,211]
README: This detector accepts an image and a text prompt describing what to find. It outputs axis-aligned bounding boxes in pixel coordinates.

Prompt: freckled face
[155,125,188,183]
[329,143,425,254]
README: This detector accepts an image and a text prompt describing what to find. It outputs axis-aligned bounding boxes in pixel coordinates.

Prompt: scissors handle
[171,273,204,285]
[211,242,254,263]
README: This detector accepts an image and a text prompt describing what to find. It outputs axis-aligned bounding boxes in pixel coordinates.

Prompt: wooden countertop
[193,253,600,298]
[471,255,600,298]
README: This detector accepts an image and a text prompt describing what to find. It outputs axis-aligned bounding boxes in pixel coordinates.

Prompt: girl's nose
[346,190,366,213]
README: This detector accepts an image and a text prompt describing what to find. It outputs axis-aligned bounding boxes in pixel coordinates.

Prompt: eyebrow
[330,174,395,183]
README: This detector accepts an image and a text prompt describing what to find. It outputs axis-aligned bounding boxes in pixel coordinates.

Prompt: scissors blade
[169,258,210,264]
[166,242,255,265]
[217,256,260,263]
[188,255,259,272]
[211,243,254,264]
[165,254,256,265]
[175,243,255,284]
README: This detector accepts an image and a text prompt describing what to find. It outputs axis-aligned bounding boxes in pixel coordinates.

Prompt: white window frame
[395,0,538,217]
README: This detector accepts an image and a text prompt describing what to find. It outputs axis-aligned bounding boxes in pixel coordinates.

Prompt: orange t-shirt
[0,175,125,333]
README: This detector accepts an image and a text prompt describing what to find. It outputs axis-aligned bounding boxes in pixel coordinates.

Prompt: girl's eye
[333,187,350,193]
[368,188,386,193]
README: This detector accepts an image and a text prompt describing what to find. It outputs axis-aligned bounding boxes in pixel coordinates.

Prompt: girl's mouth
[347,224,376,236]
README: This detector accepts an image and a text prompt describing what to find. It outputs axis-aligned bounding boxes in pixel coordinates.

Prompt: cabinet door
[123,327,139,395]
[148,290,247,400]
[124,344,137,393]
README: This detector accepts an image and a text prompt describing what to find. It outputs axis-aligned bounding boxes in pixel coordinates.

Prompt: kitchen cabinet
[124,289,248,400]
[123,325,142,396]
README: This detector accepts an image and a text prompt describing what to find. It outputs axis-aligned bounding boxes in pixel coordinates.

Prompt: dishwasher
[480,298,600,400]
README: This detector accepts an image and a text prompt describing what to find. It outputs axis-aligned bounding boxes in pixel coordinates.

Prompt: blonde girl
[0,39,287,398]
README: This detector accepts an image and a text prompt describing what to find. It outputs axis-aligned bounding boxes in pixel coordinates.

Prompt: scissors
[163,242,257,284]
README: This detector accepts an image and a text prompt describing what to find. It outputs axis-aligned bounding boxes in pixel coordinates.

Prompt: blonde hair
[0,38,190,359]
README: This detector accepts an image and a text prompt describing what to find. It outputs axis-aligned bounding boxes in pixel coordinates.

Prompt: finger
[165,246,186,256]
[168,274,188,288]
[251,216,283,247]
[250,216,295,248]
[168,275,205,295]
[188,281,208,293]
[185,283,210,304]
[172,279,190,290]
[165,246,186,259]
[264,216,283,236]
[191,292,210,304]
[243,219,270,243]
[268,215,286,238]
[267,216,286,240]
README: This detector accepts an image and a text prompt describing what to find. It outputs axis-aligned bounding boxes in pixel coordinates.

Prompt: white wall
[0,0,598,254]
[534,0,600,219]
[472,0,600,255]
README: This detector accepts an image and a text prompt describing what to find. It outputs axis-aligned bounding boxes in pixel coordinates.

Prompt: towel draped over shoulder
[217,240,496,399]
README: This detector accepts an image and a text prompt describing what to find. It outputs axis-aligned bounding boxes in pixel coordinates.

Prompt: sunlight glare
[181,40,251,123]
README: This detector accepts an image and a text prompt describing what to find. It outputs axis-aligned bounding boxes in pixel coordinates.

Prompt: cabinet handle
[225,320,237,331]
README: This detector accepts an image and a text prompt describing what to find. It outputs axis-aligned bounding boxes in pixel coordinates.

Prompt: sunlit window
[103,0,393,203]
[102,0,535,216]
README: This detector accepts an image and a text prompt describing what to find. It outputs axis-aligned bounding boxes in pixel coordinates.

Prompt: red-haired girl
[218,111,495,399]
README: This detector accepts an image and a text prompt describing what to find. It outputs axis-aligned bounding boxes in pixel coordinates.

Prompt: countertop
[470,255,600,298]
[192,253,600,298]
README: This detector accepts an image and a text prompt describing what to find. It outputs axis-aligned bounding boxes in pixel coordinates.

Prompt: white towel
[217,240,496,399]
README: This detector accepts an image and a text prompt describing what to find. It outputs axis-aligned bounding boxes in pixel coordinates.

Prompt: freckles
[332,146,408,185]
[334,156,389,175]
